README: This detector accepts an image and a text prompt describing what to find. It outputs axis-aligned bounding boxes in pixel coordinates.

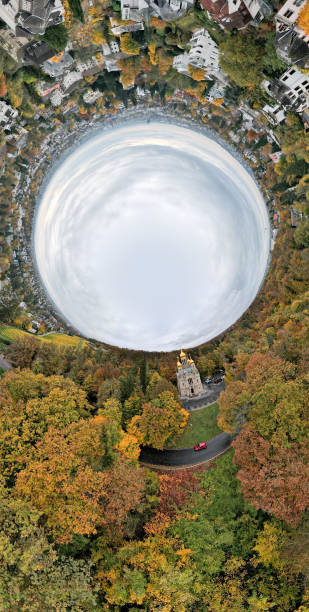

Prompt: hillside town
[0,0,309,333]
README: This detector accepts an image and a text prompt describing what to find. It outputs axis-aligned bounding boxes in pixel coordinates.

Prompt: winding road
[140,432,231,469]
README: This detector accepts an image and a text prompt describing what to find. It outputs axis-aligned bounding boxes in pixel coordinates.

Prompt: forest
[0,211,308,609]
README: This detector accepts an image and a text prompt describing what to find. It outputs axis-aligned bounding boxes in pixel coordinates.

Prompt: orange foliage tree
[298,0,309,35]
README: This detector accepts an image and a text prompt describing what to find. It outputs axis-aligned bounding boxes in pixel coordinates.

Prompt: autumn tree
[219,34,264,87]
[99,532,197,609]
[5,335,39,369]
[0,73,7,98]
[15,418,108,543]
[188,63,206,81]
[233,424,309,526]
[0,486,98,611]
[120,33,140,56]
[298,0,309,36]
[128,391,188,450]
[0,370,92,482]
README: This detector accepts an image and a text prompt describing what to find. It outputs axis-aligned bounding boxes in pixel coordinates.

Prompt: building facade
[265,67,309,113]
[173,28,220,79]
[275,0,309,43]
[200,0,271,30]
[176,350,204,398]
[0,0,64,36]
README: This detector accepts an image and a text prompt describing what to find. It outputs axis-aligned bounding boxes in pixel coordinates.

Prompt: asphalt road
[181,381,225,411]
[140,432,231,467]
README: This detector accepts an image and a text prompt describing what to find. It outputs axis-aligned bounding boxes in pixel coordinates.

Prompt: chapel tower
[176,350,203,398]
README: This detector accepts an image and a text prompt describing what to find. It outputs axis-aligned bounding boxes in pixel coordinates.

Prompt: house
[42,51,74,77]
[0,0,64,36]
[269,151,283,162]
[200,0,272,30]
[275,0,309,43]
[110,16,144,34]
[275,0,309,66]
[121,0,149,21]
[61,71,83,94]
[76,55,103,77]
[36,80,61,102]
[265,67,309,113]
[0,27,29,63]
[262,103,286,125]
[83,89,102,104]
[173,28,220,79]
[0,101,18,130]
[148,0,194,21]
[23,40,55,65]
[102,40,119,56]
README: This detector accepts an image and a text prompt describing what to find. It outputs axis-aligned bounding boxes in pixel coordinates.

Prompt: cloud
[34,122,270,351]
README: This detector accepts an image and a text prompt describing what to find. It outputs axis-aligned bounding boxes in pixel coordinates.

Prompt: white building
[102,40,119,55]
[0,0,64,35]
[121,0,148,21]
[173,28,220,79]
[110,17,144,35]
[275,0,309,43]
[42,51,74,77]
[0,101,18,129]
[149,0,194,21]
[0,27,29,63]
[83,89,102,104]
[61,71,83,93]
[262,103,286,125]
[268,67,309,112]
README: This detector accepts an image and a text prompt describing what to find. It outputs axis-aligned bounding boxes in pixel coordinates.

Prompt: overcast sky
[34,122,270,351]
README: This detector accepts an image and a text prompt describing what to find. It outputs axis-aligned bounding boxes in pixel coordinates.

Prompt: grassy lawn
[167,402,222,449]
[0,325,87,349]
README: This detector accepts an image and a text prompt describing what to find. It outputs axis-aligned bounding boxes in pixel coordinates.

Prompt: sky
[34,121,270,351]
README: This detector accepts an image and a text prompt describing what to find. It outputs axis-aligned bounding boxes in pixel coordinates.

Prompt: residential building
[0,27,29,63]
[110,16,144,35]
[149,0,194,21]
[36,80,60,102]
[265,67,309,112]
[102,40,119,55]
[0,101,18,129]
[274,0,309,67]
[275,0,309,43]
[262,103,286,125]
[23,40,55,65]
[83,89,102,104]
[61,71,83,94]
[0,0,64,36]
[121,0,149,21]
[176,350,203,399]
[76,55,103,76]
[200,0,272,30]
[42,51,74,77]
[173,28,220,79]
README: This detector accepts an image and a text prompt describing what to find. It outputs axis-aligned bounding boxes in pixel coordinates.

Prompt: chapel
[176,350,203,398]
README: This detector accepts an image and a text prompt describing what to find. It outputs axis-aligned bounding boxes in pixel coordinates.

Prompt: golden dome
[180,349,186,359]
[177,360,182,368]
[188,358,194,364]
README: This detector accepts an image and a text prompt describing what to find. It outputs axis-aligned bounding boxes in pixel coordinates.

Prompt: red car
[194,442,207,451]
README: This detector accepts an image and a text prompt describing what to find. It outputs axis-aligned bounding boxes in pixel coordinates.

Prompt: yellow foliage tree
[187,64,205,81]
[120,33,140,56]
[148,40,158,66]
[298,0,309,35]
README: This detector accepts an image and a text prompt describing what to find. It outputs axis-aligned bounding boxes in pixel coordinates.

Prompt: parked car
[194,442,207,451]
[204,376,212,384]
[213,378,223,384]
